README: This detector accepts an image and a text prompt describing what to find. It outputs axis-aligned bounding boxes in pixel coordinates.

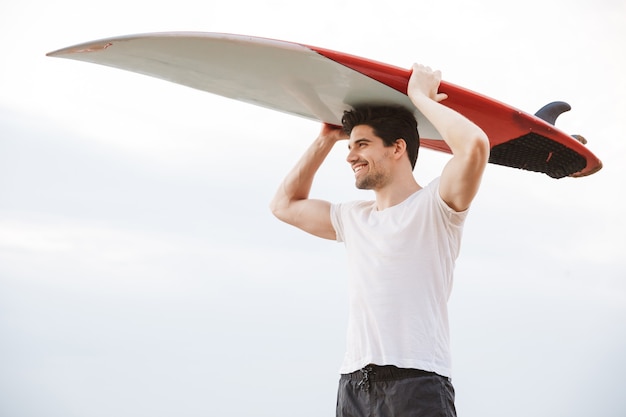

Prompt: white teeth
[353,164,366,173]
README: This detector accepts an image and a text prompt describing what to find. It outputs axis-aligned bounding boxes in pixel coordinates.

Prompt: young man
[270,64,490,417]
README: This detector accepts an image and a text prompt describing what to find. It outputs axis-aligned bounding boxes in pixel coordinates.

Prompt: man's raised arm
[270,124,347,240]
[408,63,490,212]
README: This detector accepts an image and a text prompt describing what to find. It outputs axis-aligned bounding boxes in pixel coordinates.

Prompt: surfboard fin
[534,101,571,125]
[535,102,589,147]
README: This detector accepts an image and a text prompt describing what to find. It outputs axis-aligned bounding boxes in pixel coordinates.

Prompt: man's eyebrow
[348,138,371,149]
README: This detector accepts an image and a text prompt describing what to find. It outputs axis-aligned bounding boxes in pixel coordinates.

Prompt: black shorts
[336,364,456,417]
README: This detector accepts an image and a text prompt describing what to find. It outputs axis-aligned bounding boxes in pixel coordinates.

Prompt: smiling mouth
[353,163,367,174]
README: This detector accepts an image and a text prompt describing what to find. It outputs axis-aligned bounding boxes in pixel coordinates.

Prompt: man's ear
[393,138,407,159]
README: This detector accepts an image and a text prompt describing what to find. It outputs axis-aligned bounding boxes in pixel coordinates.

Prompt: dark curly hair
[341,105,420,170]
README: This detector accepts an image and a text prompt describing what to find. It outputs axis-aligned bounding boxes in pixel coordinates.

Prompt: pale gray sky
[1,1,625,416]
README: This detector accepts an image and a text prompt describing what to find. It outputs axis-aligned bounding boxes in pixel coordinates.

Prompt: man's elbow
[269,195,297,226]
[466,130,490,165]
[269,197,286,220]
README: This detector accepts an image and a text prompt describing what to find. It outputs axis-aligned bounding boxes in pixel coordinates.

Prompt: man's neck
[374,178,422,211]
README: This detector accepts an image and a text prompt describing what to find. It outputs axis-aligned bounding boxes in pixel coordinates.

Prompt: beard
[355,170,387,190]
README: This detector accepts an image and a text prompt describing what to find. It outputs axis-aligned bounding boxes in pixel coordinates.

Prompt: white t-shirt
[330,178,467,377]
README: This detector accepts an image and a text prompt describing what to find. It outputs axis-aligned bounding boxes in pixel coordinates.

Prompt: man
[270,63,489,417]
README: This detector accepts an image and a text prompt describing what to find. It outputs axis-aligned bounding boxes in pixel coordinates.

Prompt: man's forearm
[270,133,337,219]
[411,93,488,157]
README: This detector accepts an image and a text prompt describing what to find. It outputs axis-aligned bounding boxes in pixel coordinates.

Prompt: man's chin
[355,180,373,190]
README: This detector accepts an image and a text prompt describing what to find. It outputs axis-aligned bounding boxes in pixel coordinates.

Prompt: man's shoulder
[331,199,376,221]
[333,199,375,210]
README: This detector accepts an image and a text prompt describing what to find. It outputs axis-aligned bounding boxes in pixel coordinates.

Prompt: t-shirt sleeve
[431,177,469,227]
[330,203,344,243]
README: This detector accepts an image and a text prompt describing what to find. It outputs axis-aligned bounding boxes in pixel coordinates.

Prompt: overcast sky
[1,1,625,416]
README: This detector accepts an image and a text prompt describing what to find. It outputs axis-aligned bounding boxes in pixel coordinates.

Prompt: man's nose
[346,148,358,164]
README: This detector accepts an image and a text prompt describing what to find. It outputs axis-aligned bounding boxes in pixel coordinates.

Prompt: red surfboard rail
[309,45,602,178]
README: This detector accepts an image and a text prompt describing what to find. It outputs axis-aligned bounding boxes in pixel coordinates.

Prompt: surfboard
[47,32,602,178]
